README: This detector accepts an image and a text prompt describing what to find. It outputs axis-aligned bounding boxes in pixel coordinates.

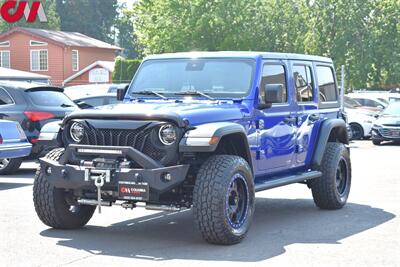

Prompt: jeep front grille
[80,127,166,162]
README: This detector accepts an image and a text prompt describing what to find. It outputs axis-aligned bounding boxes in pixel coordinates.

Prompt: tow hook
[84,169,111,213]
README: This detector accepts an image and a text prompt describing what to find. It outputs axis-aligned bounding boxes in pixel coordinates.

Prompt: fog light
[162,172,172,182]
[45,166,52,175]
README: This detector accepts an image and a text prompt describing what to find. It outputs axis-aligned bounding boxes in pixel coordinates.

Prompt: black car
[0,81,77,174]
[371,102,400,145]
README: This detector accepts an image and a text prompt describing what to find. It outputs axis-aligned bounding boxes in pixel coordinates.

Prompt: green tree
[56,0,118,43]
[0,0,60,31]
[115,4,138,58]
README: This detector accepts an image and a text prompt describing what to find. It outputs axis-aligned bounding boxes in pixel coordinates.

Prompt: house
[0,27,121,86]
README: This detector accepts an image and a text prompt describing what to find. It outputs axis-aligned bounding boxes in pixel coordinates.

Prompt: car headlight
[158,124,177,145]
[69,122,85,142]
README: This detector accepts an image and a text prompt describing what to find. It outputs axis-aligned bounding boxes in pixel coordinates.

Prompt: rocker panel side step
[255,171,322,192]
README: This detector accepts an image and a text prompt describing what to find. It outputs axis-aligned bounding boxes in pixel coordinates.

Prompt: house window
[31,50,48,71]
[0,41,10,47]
[72,50,79,71]
[0,51,10,68]
[30,40,48,46]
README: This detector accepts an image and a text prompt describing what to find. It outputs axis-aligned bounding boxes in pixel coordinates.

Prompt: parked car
[371,102,400,145]
[347,93,388,110]
[64,83,128,100]
[0,120,31,174]
[73,93,121,109]
[0,81,77,174]
[344,96,381,115]
[345,107,376,140]
[34,52,351,245]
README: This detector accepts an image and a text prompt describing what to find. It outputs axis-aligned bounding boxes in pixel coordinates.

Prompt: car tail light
[24,111,55,122]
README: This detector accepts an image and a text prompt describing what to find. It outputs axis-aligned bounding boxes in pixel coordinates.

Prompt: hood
[65,100,249,127]
[376,114,400,126]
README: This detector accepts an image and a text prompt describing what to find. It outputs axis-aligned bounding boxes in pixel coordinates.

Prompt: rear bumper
[0,142,32,159]
[39,144,189,194]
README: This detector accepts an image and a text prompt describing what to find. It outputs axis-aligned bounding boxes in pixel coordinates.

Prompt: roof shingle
[3,27,121,50]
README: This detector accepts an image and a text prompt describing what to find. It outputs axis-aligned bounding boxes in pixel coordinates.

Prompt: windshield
[27,91,76,107]
[128,59,255,98]
[344,96,361,108]
[382,103,400,115]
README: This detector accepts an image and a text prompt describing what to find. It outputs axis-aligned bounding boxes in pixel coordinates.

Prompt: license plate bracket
[118,181,149,201]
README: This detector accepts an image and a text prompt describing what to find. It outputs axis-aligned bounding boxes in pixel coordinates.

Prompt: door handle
[283,117,297,124]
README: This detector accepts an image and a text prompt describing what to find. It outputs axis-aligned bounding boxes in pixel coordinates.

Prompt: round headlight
[69,122,85,142]
[158,124,177,145]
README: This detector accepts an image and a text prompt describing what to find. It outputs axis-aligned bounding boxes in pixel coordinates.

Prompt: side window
[0,88,14,105]
[316,66,337,102]
[353,98,364,105]
[293,65,314,102]
[82,97,105,107]
[260,64,287,104]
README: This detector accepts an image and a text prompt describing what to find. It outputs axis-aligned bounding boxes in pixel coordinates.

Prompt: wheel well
[214,133,252,168]
[328,126,349,144]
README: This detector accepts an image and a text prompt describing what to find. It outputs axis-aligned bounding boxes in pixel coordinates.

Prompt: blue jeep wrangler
[33,52,351,245]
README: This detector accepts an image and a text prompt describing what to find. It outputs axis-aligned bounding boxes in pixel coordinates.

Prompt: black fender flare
[179,122,253,168]
[312,118,349,167]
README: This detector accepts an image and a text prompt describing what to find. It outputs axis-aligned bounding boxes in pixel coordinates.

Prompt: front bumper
[371,126,400,141]
[39,144,189,195]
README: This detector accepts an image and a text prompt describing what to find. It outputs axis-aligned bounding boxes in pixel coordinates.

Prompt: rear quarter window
[27,91,75,107]
[316,66,337,102]
[0,88,14,105]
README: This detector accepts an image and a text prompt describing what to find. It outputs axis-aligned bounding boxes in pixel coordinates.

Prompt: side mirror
[257,102,272,110]
[257,84,285,110]
[117,85,129,101]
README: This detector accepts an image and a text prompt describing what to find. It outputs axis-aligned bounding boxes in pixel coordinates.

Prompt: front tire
[310,142,351,210]
[350,123,364,140]
[193,155,255,245]
[0,158,22,175]
[372,139,381,145]
[33,148,95,229]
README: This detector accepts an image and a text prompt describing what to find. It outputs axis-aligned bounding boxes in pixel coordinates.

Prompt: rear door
[291,61,320,166]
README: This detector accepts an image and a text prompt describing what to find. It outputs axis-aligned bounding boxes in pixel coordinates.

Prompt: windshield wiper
[174,90,215,100]
[60,103,74,107]
[131,90,168,100]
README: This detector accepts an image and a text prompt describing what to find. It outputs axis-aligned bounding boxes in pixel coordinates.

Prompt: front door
[256,61,297,173]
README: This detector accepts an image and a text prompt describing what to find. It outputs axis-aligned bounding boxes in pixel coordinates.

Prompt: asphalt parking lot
[1,140,399,267]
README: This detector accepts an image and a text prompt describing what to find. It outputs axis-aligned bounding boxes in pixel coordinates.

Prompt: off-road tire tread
[33,148,95,229]
[311,142,351,210]
[193,155,254,245]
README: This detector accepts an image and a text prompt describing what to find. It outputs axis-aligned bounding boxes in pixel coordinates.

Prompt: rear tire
[350,123,364,140]
[193,155,255,245]
[0,158,23,175]
[33,148,95,229]
[310,142,351,210]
